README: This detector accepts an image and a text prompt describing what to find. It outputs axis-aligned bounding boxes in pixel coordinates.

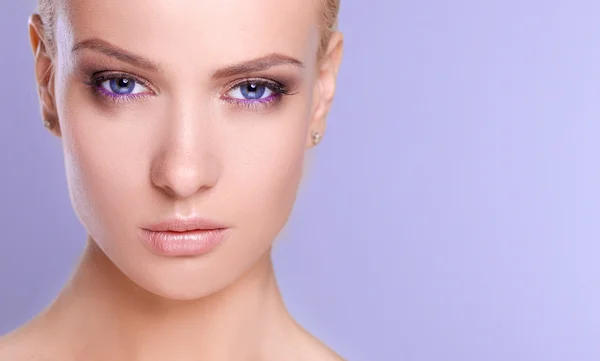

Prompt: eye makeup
[82,71,155,105]
[81,68,300,111]
[219,77,299,111]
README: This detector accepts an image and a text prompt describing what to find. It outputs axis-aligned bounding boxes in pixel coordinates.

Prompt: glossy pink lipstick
[139,218,228,257]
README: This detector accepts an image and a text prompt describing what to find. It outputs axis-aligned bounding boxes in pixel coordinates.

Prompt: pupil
[110,78,135,94]
[241,82,265,99]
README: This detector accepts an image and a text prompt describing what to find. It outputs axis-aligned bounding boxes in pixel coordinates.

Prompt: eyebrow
[72,38,161,72]
[72,38,304,78]
[211,53,304,80]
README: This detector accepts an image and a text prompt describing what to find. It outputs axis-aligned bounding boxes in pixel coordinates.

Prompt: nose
[150,109,221,199]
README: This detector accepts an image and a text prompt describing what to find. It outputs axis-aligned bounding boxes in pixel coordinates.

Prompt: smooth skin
[0,0,343,360]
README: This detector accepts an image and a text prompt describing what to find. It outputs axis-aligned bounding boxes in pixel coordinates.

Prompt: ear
[306,31,344,148]
[29,14,61,137]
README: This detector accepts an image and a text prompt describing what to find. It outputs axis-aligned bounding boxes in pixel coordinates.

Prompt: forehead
[56,0,321,71]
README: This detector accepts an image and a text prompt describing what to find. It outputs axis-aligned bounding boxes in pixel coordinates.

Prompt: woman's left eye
[99,77,149,96]
[226,81,275,101]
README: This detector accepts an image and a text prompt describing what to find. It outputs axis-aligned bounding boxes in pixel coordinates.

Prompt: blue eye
[100,77,148,95]
[228,82,274,100]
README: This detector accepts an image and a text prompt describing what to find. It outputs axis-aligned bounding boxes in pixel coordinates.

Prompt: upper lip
[143,217,227,232]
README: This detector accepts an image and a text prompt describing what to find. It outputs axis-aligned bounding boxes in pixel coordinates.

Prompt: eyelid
[220,77,287,96]
[86,71,158,95]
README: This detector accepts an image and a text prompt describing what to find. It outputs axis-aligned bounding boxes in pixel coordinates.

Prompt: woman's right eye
[98,77,150,96]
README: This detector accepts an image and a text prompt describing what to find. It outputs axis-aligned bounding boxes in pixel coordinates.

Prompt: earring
[43,119,52,129]
[312,131,322,145]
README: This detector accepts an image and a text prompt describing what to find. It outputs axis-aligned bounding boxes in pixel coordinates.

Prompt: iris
[239,82,266,100]
[109,78,136,95]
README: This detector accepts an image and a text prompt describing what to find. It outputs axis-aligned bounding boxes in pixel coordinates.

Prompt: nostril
[150,156,221,199]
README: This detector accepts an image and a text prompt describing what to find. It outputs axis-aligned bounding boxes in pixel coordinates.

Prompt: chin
[142,282,222,301]
[112,253,249,302]
[125,265,232,301]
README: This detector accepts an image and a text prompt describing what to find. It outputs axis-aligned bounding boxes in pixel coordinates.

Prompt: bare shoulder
[0,330,33,360]
[0,324,59,361]
[308,347,346,361]
[303,340,346,361]
[293,327,347,361]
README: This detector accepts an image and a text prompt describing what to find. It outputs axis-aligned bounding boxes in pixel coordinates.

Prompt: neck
[43,236,296,361]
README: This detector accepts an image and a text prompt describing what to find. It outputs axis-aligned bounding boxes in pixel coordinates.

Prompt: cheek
[224,106,310,240]
[60,94,147,247]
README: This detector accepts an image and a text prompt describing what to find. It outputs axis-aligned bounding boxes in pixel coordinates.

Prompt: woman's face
[32,0,341,299]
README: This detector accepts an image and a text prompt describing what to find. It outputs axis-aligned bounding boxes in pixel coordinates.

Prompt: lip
[144,218,228,232]
[139,217,229,257]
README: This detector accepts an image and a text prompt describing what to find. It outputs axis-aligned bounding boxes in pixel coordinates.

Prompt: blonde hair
[37,0,340,58]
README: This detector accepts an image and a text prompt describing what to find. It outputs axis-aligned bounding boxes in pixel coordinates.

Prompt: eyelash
[83,72,153,105]
[83,72,296,110]
[221,79,295,111]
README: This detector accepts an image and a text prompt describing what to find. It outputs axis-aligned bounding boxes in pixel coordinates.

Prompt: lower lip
[138,228,227,257]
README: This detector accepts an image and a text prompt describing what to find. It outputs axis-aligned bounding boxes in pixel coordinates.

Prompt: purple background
[2,1,600,360]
